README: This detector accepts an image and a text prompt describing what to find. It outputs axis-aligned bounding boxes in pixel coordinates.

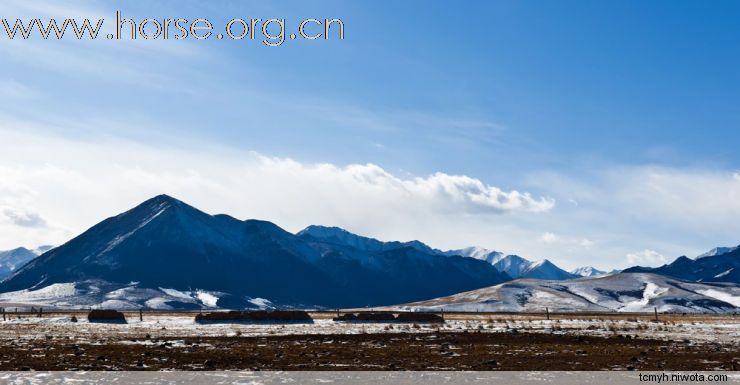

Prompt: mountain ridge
[299,225,577,280]
[623,247,739,284]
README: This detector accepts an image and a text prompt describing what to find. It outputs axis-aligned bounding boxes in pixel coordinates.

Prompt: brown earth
[0,330,736,371]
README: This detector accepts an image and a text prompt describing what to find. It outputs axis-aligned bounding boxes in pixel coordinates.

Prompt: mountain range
[0,195,509,309]
[297,227,579,281]
[0,194,737,311]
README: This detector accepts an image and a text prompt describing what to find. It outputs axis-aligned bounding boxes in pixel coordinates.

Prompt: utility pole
[654,307,659,322]
[139,309,143,322]
[546,307,550,321]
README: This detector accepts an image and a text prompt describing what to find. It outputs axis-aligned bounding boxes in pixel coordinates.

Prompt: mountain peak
[144,194,186,207]
[126,194,199,219]
[298,225,349,237]
[697,246,739,259]
[0,247,39,280]
[444,247,501,262]
[571,266,606,277]
[7,247,31,254]
[519,259,578,280]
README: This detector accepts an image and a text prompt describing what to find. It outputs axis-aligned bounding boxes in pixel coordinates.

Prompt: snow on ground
[0,313,735,346]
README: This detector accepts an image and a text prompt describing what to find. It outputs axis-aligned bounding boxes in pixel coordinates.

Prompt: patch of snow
[714,269,733,279]
[196,291,219,307]
[620,282,667,312]
[697,289,740,307]
[159,288,195,302]
[98,299,136,309]
[95,204,169,258]
[248,297,274,309]
[145,297,173,310]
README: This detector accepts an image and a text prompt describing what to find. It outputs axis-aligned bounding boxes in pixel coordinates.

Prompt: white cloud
[0,128,553,250]
[539,232,559,243]
[536,232,593,251]
[626,249,667,267]
[579,238,594,248]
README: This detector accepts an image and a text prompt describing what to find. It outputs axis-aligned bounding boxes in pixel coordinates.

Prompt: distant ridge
[623,246,739,284]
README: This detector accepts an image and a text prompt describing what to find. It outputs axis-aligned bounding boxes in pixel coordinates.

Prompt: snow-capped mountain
[0,247,39,280]
[441,247,577,280]
[395,273,740,313]
[0,195,509,309]
[520,259,578,280]
[482,253,576,280]
[299,229,577,281]
[697,246,738,259]
[571,266,607,277]
[489,254,532,278]
[443,247,503,264]
[623,247,739,284]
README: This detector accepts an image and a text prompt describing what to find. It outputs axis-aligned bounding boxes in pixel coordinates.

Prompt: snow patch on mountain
[714,269,733,279]
[696,289,740,307]
[620,282,668,312]
[248,297,274,309]
[97,203,170,259]
[196,291,220,307]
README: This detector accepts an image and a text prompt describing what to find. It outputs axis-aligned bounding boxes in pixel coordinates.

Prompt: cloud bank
[0,129,553,252]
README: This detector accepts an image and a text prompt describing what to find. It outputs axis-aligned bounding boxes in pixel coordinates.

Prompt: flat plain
[0,311,736,370]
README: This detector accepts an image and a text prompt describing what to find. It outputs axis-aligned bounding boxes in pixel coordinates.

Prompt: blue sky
[1,0,740,270]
